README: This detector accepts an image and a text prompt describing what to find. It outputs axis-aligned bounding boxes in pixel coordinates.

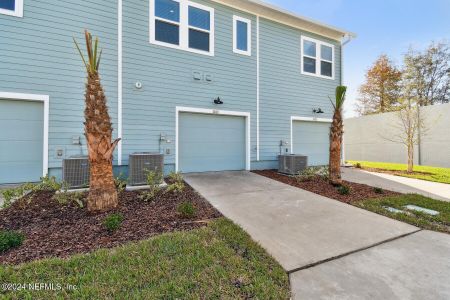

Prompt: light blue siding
[292,121,330,166]
[179,113,246,172]
[122,0,257,170]
[1,0,344,181]
[259,18,341,164]
[0,100,43,183]
[0,0,119,179]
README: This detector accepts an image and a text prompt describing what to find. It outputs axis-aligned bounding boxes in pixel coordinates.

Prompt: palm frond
[73,37,88,72]
[335,86,347,110]
[74,30,102,74]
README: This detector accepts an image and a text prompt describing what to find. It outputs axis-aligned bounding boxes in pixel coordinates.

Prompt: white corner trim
[233,15,252,56]
[300,35,335,80]
[256,15,260,161]
[0,0,23,17]
[175,106,251,172]
[290,116,332,153]
[118,0,123,165]
[149,0,215,56]
[0,92,49,177]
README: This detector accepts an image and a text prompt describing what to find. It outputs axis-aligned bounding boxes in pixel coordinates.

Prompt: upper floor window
[301,36,334,79]
[150,0,214,56]
[233,16,251,56]
[0,0,23,17]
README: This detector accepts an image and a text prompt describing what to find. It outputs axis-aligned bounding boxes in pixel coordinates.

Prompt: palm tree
[329,86,347,185]
[74,30,120,212]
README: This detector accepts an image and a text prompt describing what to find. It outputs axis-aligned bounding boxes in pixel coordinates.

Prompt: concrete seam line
[287,229,423,275]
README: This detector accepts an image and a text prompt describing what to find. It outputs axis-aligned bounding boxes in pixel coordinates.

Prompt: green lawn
[0,218,290,299]
[348,161,450,184]
[355,194,450,233]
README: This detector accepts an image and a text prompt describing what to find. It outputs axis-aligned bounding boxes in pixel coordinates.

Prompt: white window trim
[301,36,335,80]
[149,0,215,56]
[0,92,49,178]
[290,116,332,154]
[0,0,23,17]
[175,106,251,172]
[233,15,251,56]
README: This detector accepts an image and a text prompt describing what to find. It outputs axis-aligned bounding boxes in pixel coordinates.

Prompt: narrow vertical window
[301,36,334,79]
[0,0,23,17]
[233,16,251,56]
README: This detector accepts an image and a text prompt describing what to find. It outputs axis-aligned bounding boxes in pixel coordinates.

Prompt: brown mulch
[253,170,400,203]
[0,183,221,265]
[358,167,432,177]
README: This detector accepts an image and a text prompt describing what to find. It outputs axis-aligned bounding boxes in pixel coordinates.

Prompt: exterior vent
[62,156,90,188]
[129,153,164,186]
[278,154,308,175]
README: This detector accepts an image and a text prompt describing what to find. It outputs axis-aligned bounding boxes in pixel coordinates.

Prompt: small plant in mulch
[0,230,25,254]
[177,202,196,219]
[373,187,385,194]
[139,170,164,201]
[1,175,62,208]
[355,162,362,169]
[115,173,128,194]
[337,185,351,195]
[295,166,329,182]
[103,213,124,233]
[165,172,185,194]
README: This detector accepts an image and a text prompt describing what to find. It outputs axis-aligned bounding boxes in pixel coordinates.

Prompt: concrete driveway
[185,171,417,271]
[185,171,450,299]
[342,168,450,202]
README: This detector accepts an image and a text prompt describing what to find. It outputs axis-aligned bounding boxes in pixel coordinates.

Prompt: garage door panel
[179,112,246,173]
[0,100,43,184]
[293,121,330,166]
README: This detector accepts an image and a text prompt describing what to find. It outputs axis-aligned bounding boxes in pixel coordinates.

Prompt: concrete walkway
[185,171,450,299]
[185,171,417,271]
[342,168,450,202]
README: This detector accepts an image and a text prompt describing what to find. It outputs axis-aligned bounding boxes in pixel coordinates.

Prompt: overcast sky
[264,0,450,117]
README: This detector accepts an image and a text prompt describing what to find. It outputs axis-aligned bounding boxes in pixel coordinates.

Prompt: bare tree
[403,41,450,106]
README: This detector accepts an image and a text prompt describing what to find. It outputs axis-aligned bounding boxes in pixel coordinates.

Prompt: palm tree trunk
[85,72,119,212]
[329,110,343,185]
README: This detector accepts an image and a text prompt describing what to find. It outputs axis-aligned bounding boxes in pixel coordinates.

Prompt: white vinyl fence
[344,103,450,168]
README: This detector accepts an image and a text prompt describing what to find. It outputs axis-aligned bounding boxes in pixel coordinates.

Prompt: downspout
[340,34,352,165]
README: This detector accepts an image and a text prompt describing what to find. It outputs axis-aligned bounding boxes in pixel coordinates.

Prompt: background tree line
[356,41,450,115]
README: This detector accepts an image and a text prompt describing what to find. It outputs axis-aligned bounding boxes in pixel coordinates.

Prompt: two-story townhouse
[0,0,355,184]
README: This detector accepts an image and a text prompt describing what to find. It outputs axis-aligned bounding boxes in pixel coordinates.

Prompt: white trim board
[175,106,251,172]
[0,92,49,177]
[118,0,123,165]
[256,15,260,161]
[290,116,332,154]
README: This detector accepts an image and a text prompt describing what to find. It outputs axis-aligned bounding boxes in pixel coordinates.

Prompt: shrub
[295,166,329,182]
[52,191,85,208]
[166,172,185,194]
[355,162,362,169]
[0,230,25,253]
[34,175,62,192]
[374,187,385,194]
[177,202,196,219]
[115,173,128,194]
[139,170,164,202]
[337,185,351,195]
[103,213,124,233]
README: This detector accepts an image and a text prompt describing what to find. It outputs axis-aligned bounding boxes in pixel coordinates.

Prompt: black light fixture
[313,108,324,114]
[214,97,223,105]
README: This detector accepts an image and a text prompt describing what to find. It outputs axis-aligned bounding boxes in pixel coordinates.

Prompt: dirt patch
[0,183,221,265]
[253,170,400,203]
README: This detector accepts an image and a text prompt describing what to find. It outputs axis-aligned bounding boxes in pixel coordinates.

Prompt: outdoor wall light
[313,108,324,114]
[214,97,223,105]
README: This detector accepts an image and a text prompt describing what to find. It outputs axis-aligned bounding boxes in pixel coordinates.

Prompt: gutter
[340,34,354,164]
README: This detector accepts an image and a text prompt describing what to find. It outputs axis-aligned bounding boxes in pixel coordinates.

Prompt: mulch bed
[253,170,400,203]
[0,183,221,265]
